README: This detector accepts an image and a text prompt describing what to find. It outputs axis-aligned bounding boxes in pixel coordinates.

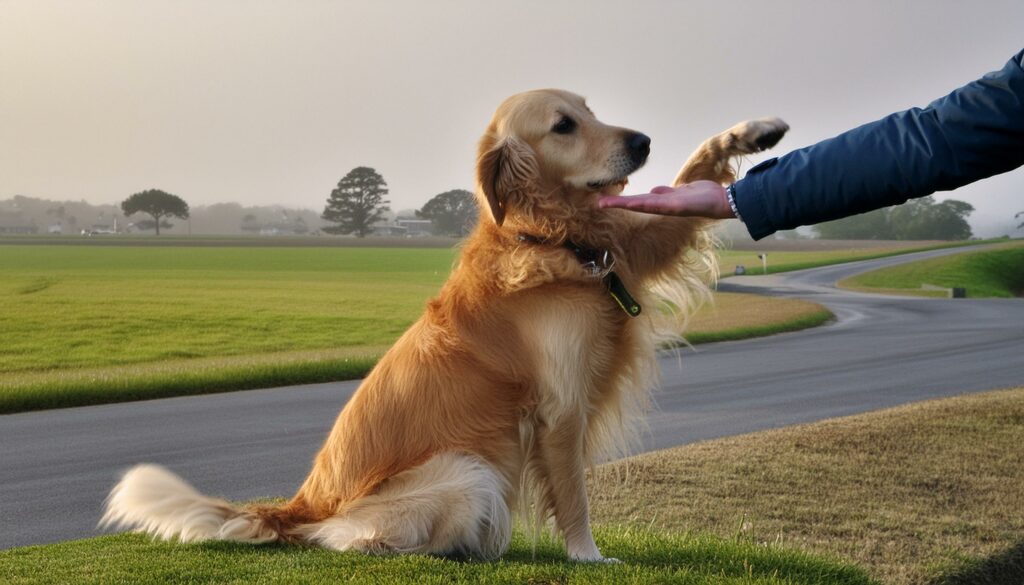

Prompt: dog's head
[475,89,650,227]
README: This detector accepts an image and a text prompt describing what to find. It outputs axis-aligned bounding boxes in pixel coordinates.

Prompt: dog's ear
[476,135,539,227]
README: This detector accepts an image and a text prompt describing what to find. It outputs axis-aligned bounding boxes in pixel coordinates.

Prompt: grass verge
[0,347,384,415]
[0,527,874,585]
[590,387,1024,585]
[686,293,833,344]
[838,240,1024,298]
[0,291,831,414]
[717,239,996,277]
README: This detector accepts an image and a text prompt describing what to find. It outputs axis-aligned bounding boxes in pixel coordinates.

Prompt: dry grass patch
[589,388,1024,584]
[690,292,831,335]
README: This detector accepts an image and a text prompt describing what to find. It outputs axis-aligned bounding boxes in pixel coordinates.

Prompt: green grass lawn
[0,246,455,373]
[0,528,874,585]
[838,241,1024,298]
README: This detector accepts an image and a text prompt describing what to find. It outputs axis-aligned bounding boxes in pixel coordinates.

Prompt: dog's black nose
[626,132,651,166]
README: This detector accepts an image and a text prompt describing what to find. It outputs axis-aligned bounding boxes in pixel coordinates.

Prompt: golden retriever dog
[102,89,787,562]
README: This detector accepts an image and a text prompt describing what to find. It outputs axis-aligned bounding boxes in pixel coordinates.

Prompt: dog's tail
[100,464,282,544]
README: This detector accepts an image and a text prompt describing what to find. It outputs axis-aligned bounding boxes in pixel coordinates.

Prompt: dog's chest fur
[515,285,629,423]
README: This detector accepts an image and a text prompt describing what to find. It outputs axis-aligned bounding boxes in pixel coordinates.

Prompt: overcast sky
[2,1,1022,235]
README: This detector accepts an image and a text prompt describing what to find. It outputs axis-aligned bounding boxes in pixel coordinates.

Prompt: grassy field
[5,389,1020,584]
[838,240,1024,298]
[1,246,452,373]
[0,244,832,413]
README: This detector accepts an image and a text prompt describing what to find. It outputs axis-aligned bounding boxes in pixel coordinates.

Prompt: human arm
[734,48,1024,239]
[598,49,1024,240]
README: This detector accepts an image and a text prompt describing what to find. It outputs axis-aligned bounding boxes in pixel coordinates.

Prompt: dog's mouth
[585,149,647,194]
[586,176,629,193]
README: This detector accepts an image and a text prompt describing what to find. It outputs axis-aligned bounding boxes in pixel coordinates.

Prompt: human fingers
[596,193,691,215]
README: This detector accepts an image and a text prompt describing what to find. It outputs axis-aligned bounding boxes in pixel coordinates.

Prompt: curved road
[1,245,1022,549]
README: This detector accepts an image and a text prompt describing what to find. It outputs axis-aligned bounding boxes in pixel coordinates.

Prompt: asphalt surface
[2,244,1022,550]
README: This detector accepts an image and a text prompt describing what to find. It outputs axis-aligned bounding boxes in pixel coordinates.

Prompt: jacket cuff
[732,158,778,240]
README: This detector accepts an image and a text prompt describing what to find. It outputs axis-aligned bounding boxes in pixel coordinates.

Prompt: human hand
[596,181,734,219]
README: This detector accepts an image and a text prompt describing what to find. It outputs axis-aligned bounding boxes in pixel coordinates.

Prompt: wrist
[725,183,742,221]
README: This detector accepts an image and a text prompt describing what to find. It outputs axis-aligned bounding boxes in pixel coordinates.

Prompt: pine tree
[121,189,189,236]
[321,167,391,237]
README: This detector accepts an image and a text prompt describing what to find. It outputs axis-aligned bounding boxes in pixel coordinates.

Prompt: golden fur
[102,89,787,562]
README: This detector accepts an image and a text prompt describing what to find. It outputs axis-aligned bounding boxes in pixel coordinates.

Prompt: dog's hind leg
[294,452,512,559]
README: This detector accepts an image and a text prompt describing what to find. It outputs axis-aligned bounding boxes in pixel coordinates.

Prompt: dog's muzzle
[626,132,651,167]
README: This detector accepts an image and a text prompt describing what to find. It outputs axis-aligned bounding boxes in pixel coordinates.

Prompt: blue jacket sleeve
[732,49,1024,240]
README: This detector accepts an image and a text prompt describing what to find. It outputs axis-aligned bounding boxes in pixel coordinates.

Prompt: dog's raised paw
[733,117,789,154]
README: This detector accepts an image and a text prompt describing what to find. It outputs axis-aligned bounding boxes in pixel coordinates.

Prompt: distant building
[396,219,433,236]
[370,219,434,237]
[48,223,63,234]
[371,223,408,237]
[82,224,116,236]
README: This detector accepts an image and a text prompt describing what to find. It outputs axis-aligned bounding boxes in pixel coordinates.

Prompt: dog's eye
[551,116,576,135]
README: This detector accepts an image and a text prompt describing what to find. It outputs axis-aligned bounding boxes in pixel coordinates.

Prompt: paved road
[2,245,1022,550]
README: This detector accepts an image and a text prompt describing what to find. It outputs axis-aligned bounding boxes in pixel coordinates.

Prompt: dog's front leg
[535,416,614,563]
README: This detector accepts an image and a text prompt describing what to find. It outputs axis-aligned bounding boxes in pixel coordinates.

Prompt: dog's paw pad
[754,128,786,150]
[733,117,789,153]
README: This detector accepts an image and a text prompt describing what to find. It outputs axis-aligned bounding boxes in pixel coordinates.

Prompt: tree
[240,213,260,233]
[814,208,893,239]
[121,189,189,236]
[814,196,973,240]
[888,197,973,240]
[134,219,175,232]
[416,189,477,236]
[321,167,390,237]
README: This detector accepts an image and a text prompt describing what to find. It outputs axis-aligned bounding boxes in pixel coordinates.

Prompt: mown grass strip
[838,241,1024,298]
[0,527,875,585]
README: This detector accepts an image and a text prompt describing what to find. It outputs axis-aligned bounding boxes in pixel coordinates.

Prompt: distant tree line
[320,166,476,238]
[814,196,975,240]
[9,174,1011,240]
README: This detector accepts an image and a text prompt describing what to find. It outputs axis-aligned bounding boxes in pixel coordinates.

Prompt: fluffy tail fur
[101,453,511,559]
[100,464,280,544]
[294,452,511,558]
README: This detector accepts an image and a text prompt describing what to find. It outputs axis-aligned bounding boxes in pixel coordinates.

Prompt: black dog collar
[516,233,642,317]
